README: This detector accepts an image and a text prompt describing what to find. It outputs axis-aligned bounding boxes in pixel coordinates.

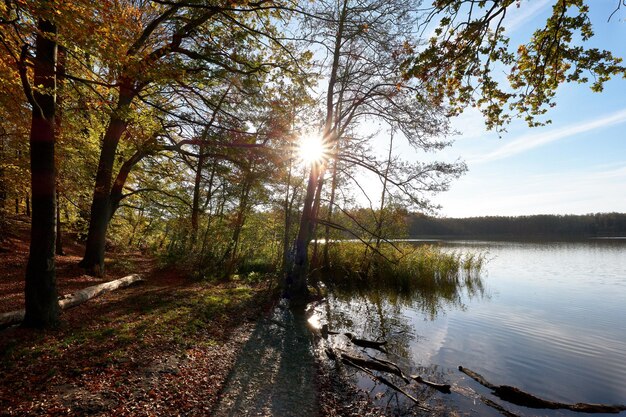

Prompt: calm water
[313,240,626,416]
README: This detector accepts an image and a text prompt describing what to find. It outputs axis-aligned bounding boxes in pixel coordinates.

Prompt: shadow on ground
[212,301,319,417]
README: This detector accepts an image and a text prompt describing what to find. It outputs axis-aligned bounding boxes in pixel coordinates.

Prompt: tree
[1,0,109,326]
[77,1,300,276]
[286,0,464,305]
[20,15,60,327]
[405,0,626,131]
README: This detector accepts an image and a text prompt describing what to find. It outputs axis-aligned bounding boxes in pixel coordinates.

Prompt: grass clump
[317,242,487,318]
[321,242,486,297]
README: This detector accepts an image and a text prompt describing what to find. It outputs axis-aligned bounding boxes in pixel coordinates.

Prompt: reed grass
[320,241,486,301]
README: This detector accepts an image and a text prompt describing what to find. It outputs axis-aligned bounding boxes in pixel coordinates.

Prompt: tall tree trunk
[322,72,346,269]
[229,182,251,264]
[365,132,394,276]
[282,151,293,275]
[199,160,217,256]
[190,142,205,247]
[289,0,348,306]
[109,146,149,221]
[25,194,30,217]
[80,81,135,276]
[23,18,60,328]
[0,136,5,214]
[323,156,339,268]
[127,208,143,247]
[375,131,394,251]
[55,190,65,256]
[288,166,319,304]
[309,172,325,271]
[55,46,66,257]
[222,174,252,278]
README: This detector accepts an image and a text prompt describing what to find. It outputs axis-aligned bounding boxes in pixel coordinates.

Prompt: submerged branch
[459,366,626,414]
[325,348,429,411]
[344,332,388,354]
[411,375,451,394]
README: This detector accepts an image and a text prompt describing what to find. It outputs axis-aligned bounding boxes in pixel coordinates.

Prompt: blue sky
[426,1,626,218]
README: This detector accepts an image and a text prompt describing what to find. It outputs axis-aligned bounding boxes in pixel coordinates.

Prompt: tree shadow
[212,301,319,417]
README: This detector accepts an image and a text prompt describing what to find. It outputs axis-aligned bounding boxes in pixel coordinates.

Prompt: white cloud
[467,108,626,164]
[504,0,552,33]
[436,163,626,217]
[587,165,626,180]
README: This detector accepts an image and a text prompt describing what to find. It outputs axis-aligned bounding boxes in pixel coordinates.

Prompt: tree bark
[0,137,4,214]
[55,46,66,256]
[55,190,65,255]
[281,151,294,275]
[322,156,338,268]
[199,160,217,255]
[309,171,325,271]
[109,146,149,220]
[190,141,205,246]
[23,18,60,328]
[288,166,320,305]
[322,90,345,268]
[222,172,252,278]
[80,81,135,277]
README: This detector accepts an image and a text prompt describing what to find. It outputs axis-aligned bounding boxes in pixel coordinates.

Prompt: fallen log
[0,274,144,329]
[326,348,429,411]
[0,310,25,329]
[320,324,340,338]
[368,356,411,384]
[325,348,407,381]
[459,366,626,414]
[344,332,388,353]
[411,375,451,394]
[480,396,520,417]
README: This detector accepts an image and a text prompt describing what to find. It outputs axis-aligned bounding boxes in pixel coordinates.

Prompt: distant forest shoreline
[407,213,626,239]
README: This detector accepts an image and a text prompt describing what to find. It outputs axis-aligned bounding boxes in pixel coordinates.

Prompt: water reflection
[312,268,487,415]
[312,240,626,416]
[324,268,487,321]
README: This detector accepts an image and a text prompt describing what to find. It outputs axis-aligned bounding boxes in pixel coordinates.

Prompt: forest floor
[0,218,378,417]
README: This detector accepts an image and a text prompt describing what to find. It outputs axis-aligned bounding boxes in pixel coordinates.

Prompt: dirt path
[212,301,320,417]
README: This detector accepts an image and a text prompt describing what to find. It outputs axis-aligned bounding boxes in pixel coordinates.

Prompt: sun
[297,134,328,165]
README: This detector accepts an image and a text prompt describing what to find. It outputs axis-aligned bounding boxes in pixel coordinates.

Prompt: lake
[312,240,626,416]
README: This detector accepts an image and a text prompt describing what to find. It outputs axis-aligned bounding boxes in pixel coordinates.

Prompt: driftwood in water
[320,324,340,338]
[326,348,429,411]
[0,274,144,329]
[325,348,407,382]
[368,356,410,383]
[411,375,451,394]
[344,332,388,353]
[320,327,387,352]
[459,366,626,414]
[480,396,520,417]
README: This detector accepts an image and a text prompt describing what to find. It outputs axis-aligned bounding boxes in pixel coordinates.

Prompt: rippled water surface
[315,240,626,416]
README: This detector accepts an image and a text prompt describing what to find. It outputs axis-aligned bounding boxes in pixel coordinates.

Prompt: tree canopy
[405,0,626,130]
[1,0,625,323]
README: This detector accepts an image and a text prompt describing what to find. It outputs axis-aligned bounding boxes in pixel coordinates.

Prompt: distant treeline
[408,213,626,239]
